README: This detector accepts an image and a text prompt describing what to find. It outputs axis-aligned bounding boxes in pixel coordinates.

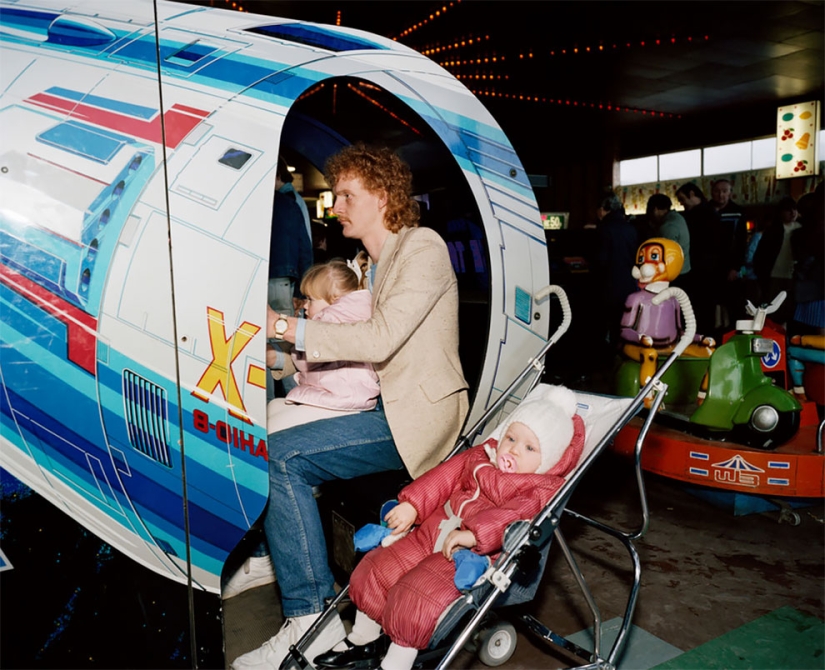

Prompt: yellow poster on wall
[776,101,820,179]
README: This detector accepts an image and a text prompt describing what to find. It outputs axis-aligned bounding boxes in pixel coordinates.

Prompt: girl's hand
[384,501,417,534]
[442,529,477,559]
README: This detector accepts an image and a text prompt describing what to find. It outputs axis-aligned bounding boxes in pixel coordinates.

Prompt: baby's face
[305,295,331,319]
[496,421,541,474]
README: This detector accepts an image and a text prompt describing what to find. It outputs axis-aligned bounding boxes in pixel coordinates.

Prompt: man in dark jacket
[676,182,723,339]
[592,190,639,349]
[269,174,313,397]
[711,179,748,325]
[269,176,313,315]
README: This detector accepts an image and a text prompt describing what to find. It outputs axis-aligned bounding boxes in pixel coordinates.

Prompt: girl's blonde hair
[300,260,361,304]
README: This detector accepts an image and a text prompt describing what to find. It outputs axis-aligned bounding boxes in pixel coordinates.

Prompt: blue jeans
[264,404,403,618]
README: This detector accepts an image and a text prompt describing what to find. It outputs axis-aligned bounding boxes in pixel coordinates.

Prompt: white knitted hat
[498,384,578,474]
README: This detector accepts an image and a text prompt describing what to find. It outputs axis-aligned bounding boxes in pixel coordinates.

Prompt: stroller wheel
[477,621,517,667]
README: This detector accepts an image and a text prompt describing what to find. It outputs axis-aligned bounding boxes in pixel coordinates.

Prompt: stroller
[282,285,697,670]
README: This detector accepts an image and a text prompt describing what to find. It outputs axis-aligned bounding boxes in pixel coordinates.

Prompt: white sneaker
[222,556,277,600]
[230,612,346,670]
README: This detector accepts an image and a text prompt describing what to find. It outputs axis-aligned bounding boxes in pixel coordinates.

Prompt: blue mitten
[379,500,399,525]
[453,549,490,590]
[353,523,392,553]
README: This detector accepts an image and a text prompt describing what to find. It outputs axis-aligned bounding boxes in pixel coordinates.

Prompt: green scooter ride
[616,292,801,450]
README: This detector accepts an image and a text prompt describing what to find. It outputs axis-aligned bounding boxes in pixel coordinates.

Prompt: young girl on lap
[266,257,378,433]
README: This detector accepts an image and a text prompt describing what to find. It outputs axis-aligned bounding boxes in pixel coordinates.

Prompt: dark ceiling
[177,1,824,164]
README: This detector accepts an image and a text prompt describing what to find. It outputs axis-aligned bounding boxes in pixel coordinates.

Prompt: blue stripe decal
[689,452,709,460]
[46,86,158,119]
[767,461,790,469]
[767,478,790,486]
[2,383,250,558]
[689,467,709,476]
[1,301,265,559]
[0,7,58,33]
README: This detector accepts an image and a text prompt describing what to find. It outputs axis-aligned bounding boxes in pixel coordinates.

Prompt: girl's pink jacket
[286,290,379,411]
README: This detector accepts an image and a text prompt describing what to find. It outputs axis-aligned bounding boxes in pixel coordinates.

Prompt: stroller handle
[535,284,572,345]
[446,285,572,457]
[652,286,696,357]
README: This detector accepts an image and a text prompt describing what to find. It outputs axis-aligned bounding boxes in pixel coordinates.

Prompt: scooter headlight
[752,338,774,354]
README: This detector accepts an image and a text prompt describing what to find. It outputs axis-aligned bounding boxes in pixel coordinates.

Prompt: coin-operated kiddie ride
[612,239,821,520]
[615,238,801,448]
[615,238,715,409]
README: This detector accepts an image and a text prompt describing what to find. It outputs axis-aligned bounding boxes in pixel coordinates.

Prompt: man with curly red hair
[231,144,469,670]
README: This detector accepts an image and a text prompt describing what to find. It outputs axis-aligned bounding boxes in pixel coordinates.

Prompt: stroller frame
[281,286,696,670]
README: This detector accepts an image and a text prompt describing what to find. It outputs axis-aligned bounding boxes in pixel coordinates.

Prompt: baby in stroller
[314,384,585,670]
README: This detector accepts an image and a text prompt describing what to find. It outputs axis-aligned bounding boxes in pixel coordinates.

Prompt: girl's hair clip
[347,258,363,282]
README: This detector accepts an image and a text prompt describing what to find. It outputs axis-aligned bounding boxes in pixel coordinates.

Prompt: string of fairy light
[389,1,693,119]
[216,0,703,118]
[221,0,245,11]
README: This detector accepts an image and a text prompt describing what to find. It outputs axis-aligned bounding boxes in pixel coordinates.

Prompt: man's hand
[265,344,278,369]
[266,305,298,343]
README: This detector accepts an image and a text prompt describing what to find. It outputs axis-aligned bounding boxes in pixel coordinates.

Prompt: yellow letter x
[193,307,260,423]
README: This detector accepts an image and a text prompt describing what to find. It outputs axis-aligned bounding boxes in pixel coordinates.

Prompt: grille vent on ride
[122,370,172,468]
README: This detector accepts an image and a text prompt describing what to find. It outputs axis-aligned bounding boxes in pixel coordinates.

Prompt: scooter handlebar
[652,287,696,357]
[535,285,572,343]
[765,290,787,315]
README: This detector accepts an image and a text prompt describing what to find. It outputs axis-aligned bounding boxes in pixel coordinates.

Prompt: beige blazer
[300,226,469,477]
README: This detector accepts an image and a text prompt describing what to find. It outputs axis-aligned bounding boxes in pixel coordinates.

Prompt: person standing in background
[591,189,640,355]
[711,179,748,327]
[676,182,723,339]
[753,197,802,328]
[645,193,691,289]
[277,156,313,267]
[790,186,825,338]
[269,168,314,397]
[270,168,313,316]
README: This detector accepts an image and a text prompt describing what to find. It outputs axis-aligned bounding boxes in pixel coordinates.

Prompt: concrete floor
[223,448,825,669]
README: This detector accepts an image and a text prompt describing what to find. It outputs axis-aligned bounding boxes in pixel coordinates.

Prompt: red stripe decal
[27,93,205,150]
[0,263,97,375]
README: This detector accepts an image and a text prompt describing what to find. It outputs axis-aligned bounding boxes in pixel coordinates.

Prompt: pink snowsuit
[286,290,379,411]
[349,414,585,650]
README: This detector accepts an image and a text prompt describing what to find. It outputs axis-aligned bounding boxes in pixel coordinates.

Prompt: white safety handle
[652,286,695,357]
[535,284,572,345]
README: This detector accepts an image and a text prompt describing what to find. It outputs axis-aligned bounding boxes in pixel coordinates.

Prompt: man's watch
[274,315,289,339]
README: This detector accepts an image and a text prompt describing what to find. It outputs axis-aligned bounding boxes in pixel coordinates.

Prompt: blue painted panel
[166,41,216,67]
[247,23,387,52]
[0,234,66,294]
[38,121,127,165]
